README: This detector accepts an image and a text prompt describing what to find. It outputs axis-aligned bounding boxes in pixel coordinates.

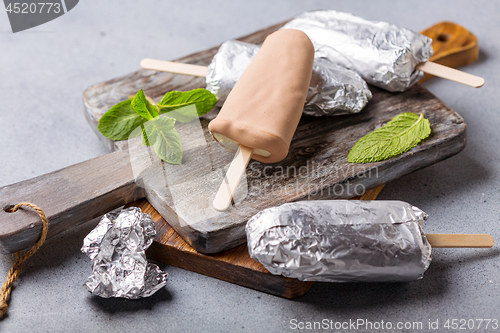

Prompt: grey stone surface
[0,0,499,332]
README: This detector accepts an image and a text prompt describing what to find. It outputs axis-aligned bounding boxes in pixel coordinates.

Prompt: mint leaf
[348,112,431,163]
[98,88,214,164]
[142,117,183,164]
[98,100,146,141]
[163,105,200,123]
[132,89,160,120]
[157,88,217,123]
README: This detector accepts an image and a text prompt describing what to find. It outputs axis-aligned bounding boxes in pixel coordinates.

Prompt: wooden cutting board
[140,186,383,299]
[79,21,476,297]
[83,22,467,255]
[0,17,476,296]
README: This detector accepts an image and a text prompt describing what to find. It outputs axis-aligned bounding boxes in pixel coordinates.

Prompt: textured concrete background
[0,1,499,332]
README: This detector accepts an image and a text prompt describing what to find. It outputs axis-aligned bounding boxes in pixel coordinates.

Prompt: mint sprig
[142,117,183,164]
[97,100,145,141]
[348,112,431,163]
[132,89,160,120]
[158,88,218,123]
[98,88,218,164]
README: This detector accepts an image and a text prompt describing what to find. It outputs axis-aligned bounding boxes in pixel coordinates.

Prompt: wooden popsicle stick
[141,58,484,88]
[426,234,494,248]
[140,59,208,77]
[419,21,479,82]
[213,145,254,211]
[417,61,484,88]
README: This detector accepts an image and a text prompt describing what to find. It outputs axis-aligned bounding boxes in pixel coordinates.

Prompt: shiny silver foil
[246,200,432,282]
[305,58,372,116]
[81,207,168,298]
[206,40,371,116]
[282,10,433,92]
[206,40,259,104]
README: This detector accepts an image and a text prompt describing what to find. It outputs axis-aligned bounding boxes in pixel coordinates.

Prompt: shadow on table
[294,248,499,310]
[378,151,492,203]
[87,286,173,314]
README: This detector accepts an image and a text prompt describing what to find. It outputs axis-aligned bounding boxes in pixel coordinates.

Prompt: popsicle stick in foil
[141,58,208,77]
[142,58,483,89]
[426,233,494,248]
[416,62,484,88]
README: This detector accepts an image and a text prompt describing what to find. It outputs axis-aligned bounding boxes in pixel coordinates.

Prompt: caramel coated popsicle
[208,29,314,210]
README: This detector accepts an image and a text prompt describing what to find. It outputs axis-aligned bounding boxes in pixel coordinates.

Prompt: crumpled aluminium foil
[282,10,433,92]
[305,58,372,116]
[206,40,371,116]
[206,40,259,104]
[81,207,168,298]
[246,200,432,282]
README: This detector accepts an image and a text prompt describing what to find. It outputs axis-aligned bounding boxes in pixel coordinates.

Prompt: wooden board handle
[0,150,143,254]
[420,21,479,82]
[426,234,494,248]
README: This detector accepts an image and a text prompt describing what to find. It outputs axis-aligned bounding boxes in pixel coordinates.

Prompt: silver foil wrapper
[206,40,371,116]
[305,58,372,116]
[206,40,259,104]
[246,200,432,282]
[81,207,168,298]
[282,10,433,92]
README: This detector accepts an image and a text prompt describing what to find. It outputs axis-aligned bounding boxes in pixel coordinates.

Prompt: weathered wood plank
[137,199,315,298]
[80,21,467,254]
[83,79,466,254]
[0,151,144,253]
[0,21,468,256]
[140,186,385,298]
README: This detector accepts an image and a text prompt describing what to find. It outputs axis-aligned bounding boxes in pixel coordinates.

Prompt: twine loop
[0,203,48,319]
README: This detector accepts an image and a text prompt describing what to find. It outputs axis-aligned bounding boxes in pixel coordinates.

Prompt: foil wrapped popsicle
[282,10,434,92]
[206,40,372,116]
[246,200,432,282]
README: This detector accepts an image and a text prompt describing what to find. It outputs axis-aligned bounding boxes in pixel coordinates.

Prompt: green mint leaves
[98,88,218,164]
[97,100,146,141]
[141,117,183,164]
[348,112,431,163]
[158,88,218,123]
[132,89,160,120]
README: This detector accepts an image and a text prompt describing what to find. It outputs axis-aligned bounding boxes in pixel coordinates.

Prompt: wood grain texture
[87,84,467,255]
[426,234,495,248]
[136,199,314,298]
[0,21,470,256]
[420,21,479,82]
[83,22,466,255]
[0,151,144,253]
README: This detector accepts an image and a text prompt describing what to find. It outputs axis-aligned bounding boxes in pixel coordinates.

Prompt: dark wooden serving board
[0,20,474,297]
[140,186,384,298]
[0,21,470,260]
[82,26,466,256]
[84,21,473,298]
